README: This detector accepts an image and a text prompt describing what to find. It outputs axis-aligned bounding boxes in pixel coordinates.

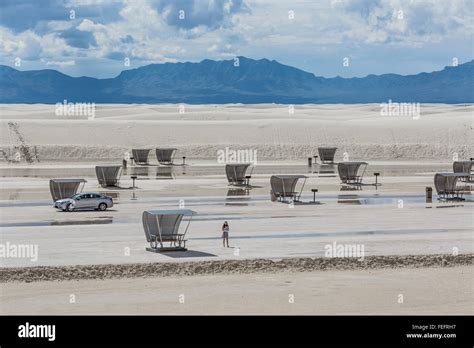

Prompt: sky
[0,0,473,78]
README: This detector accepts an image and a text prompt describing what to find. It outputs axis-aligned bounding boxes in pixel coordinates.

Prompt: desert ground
[0,104,472,315]
[2,267,472,315]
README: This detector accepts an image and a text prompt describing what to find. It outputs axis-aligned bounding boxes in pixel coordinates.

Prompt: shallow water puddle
[191,228,472,241]
[0,217,114,228]
[0,163,454,179]
[336,195,473,205]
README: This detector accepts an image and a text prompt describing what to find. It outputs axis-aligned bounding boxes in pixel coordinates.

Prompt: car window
[92,194,101,198]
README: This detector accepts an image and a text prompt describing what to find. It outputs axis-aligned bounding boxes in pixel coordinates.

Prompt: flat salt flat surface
[0,162,472,267]
[0,104,472,268]
[0,104,472,315]
[1,267,472,314]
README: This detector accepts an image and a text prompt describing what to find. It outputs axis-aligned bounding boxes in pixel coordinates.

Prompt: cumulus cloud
[0,28,42,60]
[59,27,97,48]
[0,0,68,33]
[0,0,124,32]
[45,59,76,67]
[151,0,249,30]
[340,0,472,44]
[0,0,472,77]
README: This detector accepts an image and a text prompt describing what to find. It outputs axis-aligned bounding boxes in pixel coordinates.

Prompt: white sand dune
[0,103,472,161]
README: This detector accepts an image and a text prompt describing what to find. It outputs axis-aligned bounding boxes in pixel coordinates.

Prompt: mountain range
[0,56,472,103]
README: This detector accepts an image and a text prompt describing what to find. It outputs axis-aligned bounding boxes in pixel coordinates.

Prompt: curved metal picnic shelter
[434,173,466,200]
[95,165,122,187]
[155,148,177,165]
[453,161,473,183]
[338,162,368,185]
[142,209,195,252]
[318,147,337,163]
[49,178,87,201]
[225,163,252,186]
[132,149,152,165]
[453,161,473,174]
[270,175,307,202]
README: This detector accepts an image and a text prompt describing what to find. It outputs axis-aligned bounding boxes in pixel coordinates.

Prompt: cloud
[0,28,43,60]
[151,0,249,30]
[105,51,126,61]
[340,0,472,44]
[0,0,68,33]
[59,27,97,48]
[0,0,124,33]
[0,0,472,78]
[45,59,76,67]
[120,35,135,44]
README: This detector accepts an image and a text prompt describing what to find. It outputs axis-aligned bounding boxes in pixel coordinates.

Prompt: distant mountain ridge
[0,56,473,103]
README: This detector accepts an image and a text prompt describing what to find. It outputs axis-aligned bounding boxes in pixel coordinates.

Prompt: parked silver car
[54,193,113,212]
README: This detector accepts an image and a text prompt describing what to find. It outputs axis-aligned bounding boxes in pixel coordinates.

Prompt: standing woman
[222,221,230,247]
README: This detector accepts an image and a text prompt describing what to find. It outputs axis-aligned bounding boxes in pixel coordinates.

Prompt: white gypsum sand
[0,163,472,269]
[1,266,472,315]
[0,103,472,315]
[0,103,472,161]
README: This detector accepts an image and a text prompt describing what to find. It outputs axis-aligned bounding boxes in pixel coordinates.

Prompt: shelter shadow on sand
[160,250,217,258]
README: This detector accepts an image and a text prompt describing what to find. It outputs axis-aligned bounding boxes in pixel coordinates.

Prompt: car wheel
[66,203,74,212]
[98,203,107,211]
